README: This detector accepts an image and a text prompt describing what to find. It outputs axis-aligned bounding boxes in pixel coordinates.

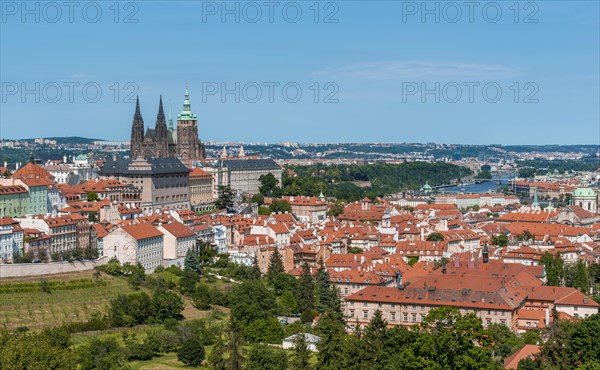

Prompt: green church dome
[573,187,596,198]
[573,177,596,198]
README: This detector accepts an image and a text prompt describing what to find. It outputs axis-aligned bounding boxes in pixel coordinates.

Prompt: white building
[158,222,196,260]
[103,223,164,272]
[212,224,227,254]
[282,333,321,352]
[0,217,23,262]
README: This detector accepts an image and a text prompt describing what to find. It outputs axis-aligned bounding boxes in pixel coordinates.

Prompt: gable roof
[122,222,163,240]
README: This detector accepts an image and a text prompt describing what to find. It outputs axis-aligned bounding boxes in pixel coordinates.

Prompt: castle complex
[130,88,206,160]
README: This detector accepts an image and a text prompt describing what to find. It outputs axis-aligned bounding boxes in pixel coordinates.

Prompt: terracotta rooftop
[160,222,196,238]
[122,222,163,240]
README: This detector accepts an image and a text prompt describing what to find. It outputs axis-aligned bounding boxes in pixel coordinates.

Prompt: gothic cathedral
[130,88,206,160]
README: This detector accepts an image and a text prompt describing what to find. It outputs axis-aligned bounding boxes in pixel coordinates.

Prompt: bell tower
[176,86,204,159]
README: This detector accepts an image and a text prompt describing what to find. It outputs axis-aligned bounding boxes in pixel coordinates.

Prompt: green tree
[215,186,235,209]
[347,246,362,254]
[315,310,346,370]
[259,173,280,196]
[516,230,535,242]
[88,211,98,222]
[572,260,590,293]
[125,263,146,290]
[297,261,315,319]
[491,233,509,248]
[426,232,445,242]
[567,313,600,365]
[327,201,344,217]
[191,283,212,310]
[249,255,261,280]
[177,337,205,367]
[229,281,277,326]
[245,345,288,370]
[277,290,299,316]
[485,323,524,360]
[152,289,184,321]
[258,206,271,215]
[227,318,245,370]
[363,310,388,367]
[315,259,337,313]
[289,333,312,370]
[244,317,285,344]
[184,249,201,274]
[540,252,565,286]
[536,313,577,370]
[251,193,265,205]
[87,191,99,202]
[270,199,292,213]
[0,330,78,370]
[516,357,538,370]
[208,333,227,370]
[267,248,285,281]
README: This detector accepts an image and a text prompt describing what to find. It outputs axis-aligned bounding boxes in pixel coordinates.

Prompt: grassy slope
[0,270,140,331]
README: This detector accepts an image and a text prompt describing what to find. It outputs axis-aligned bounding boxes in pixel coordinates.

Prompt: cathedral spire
[157,95,165,121]
[134,96,142,120]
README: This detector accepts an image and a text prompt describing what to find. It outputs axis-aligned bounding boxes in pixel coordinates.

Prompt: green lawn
[0,270,141,331]
[129,352,191,369]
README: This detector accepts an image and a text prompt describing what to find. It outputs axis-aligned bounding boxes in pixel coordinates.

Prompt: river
[439,175,515,194]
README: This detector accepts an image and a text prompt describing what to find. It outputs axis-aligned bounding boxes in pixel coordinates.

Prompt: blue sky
[1,1,598,144]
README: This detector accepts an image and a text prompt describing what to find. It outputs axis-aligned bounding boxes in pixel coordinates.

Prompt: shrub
[39,279,51,294]
[177,337,205,367]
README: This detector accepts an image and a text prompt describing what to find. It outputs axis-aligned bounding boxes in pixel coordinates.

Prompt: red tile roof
[160,222,196,238]
[122,222,163,240]
[504,345,540,369]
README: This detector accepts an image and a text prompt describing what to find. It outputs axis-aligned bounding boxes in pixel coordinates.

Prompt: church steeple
[130,96,145,158]
[157,95,166,123]
[134,96,142,121]
[178,85,197,121]
[154,95,169,157]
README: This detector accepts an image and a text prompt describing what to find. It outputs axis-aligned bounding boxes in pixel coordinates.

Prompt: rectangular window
[412,314,417,322]
[391,312,396,321]
[363,311,368,319]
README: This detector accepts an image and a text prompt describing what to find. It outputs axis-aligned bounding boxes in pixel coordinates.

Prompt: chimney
[545,308,550,326]
[482,242,489,264]
[441,264,447,274]
[420,228,424,241]
[395,270,404,289]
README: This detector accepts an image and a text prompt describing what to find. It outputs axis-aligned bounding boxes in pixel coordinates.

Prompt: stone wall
[0,257,109,278]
